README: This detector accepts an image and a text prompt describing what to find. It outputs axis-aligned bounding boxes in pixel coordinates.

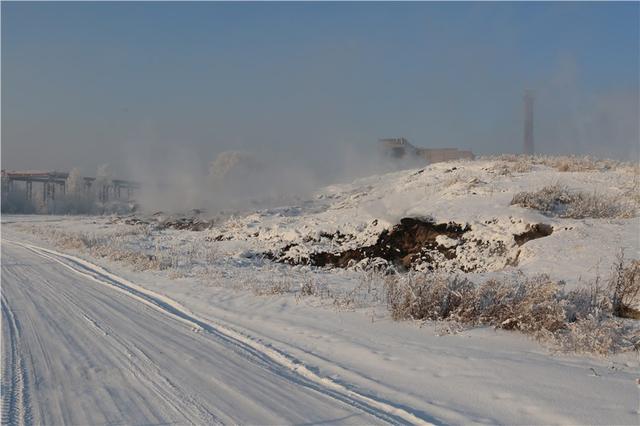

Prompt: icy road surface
[1,240,426,425]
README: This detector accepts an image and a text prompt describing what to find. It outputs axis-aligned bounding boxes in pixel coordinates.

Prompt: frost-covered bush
[47,194,100,215]
[20,225,161,271]
[384,273,564,334]
[609,254,640,319]
[511,184,636,218]
[548,156,622,172]
[298,276,331,299]
[384,274,476,321]
[1,191,38,214]
[486,158,532,175]
[252,276,293,296]
[383,264,640,354]
[328,271,388,310]
[484,154,626,172]
[475,275,566,334]
[552,317,634,355]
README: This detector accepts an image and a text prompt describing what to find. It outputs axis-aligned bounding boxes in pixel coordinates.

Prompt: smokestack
[523,90,534,155]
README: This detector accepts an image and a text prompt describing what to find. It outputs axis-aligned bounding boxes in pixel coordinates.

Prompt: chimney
[523,90,534,155]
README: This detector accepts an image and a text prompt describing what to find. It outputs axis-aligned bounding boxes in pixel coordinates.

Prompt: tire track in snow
[6,251,223,426]
[77,310,223,426]
[6,240,433,426]
[1,293,33,426]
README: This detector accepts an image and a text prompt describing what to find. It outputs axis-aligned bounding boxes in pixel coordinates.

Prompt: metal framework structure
[378,138,474,163]
[1,170,139,203]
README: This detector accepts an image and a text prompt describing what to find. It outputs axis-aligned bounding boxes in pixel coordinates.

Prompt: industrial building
[379,138,474,164]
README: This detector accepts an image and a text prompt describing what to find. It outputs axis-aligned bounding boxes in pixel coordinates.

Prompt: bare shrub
[27,226,162,272]
[511,184,573,213]
[200,245,218,264]
[476,275,565,334]
[511,160,533,173]
[511,184,636,219]
[551,317,634,356]
[385,274,476,322]
[168,269,187,279]
[331,271,388,310]
[566,191,634,219]
[609,252,640,319]
[299,278,316,297]
[488,159,532,175]
[441,172,486,192]
[42,229,107,252]
[484,154,624,172]
[252,276,293,296]
[103,249,160,271]
[383,263,640,354]
[298,276,331,299]
[548,156,620,172]
[565,277,610,321]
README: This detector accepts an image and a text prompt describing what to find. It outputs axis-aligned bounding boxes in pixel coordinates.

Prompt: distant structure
[523,90,534,155]
[379,138,417,159]
[379,138,474,164]
[1,170,139,204]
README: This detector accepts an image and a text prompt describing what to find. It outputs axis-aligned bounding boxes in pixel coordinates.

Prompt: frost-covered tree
[66,168,84,195]
[208,151,260,183]
[54,167,96,214]
[96,164,112,184]
[94,164,113,203]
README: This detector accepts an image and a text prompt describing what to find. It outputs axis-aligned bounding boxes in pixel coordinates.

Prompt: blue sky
[2,2,638,176]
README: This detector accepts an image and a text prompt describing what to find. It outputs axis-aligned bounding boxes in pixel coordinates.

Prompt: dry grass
[511,183,636,219]
[609,252,640,319]
[385,274,476,322]
[251,275,294,296]
[551,317,635,355]
[487,159,533,175]
[384,273,565,335]
[383,262,640,355]
[24,224,212,275]
[298,276,331,299]
[330,272,386,310]
[486,154,628,172]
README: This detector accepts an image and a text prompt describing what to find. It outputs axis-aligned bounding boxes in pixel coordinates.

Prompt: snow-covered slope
[201,157,639,286]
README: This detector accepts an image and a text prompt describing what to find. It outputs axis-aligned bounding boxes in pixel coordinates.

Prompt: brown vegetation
[382,264,640,355]
[511,184,636,219]
[609,253,640,319]
[513,223,554,246]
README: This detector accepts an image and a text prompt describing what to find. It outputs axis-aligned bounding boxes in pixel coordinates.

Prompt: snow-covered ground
[2,156,640,425]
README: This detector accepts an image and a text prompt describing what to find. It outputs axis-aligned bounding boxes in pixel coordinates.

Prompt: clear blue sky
[2,1,638,176]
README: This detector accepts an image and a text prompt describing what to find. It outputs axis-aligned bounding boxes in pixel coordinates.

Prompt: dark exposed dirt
[513,223,554,246]
[617,305,640,320]
[108,216,151,226]
[267,217,556,271]
[157,217,212,231]
[307,218,469,270]
[112,213,214,231]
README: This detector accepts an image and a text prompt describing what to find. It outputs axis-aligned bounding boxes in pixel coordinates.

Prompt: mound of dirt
[157,217,212,231]
[513,223,554,246]
[267,217,556,272]
[307,218,469,270]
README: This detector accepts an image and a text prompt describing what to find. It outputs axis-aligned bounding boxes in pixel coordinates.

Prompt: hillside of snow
[189,156,638,286]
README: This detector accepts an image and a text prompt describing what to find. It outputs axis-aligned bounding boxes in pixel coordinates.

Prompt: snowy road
[1,240,425,425]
